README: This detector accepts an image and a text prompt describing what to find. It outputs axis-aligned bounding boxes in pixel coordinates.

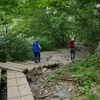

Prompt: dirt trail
[41,43,90,65]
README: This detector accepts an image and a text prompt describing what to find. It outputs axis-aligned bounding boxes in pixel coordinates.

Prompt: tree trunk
[98,41,100,56]
[5,25,8,34]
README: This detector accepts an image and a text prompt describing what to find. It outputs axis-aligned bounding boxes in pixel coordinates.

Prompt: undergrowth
[46,47,100,100]
[27,47,100,100]
[70,51,100,100]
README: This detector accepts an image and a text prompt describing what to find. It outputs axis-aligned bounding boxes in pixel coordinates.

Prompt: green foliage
[81,92,99,100]
[55,80,61,85]
[76,86,90,96]
[46,74,55,82]
[0,0,99,50]
[28,67,42,76]
[96,87,100,93]
[1,73,6,84]
[0,33,33,62]
[6,55,13,62]
[82,39,90,46]
[70,47,100,99]
[71,53,100,87]
[40,37,56,51]
[55,66,66,74]
[46,66,71,83]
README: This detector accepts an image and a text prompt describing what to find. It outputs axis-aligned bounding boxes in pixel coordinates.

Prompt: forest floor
[27,41,91,100]
[41,40,90,64]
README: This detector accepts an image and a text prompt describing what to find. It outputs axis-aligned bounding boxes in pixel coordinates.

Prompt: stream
[26,67,73,100]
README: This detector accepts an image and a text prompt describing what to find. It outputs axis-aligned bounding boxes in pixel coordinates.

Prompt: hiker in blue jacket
[32,38,41,63]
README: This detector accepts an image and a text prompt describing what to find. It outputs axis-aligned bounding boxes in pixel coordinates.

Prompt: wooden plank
[7,70,17,79]
[8,98,21,100]
[7,71,27,87]
[16,72,25,78]
[19,85,32,96]
[21,95,34,100]
[1,60,60,73]
[26,60,60,65]
[8,96,34,100]
[25,60,52,67]
[6,62,40,70]
[26,60,46,64]
[7,79,17,87]
[7,70,34,100]
[25,60,60,70]
[17,77,28,85]
[15,61,43,70]
[8,86,20,99]
[7,70,25,79]
[6,62,29,69]
[8,60,61,71]
[15,61,41,67]
[0,63,23,72]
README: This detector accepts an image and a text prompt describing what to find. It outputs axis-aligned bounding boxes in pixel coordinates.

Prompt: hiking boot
[35,61,37,63]
[71,57,73,60]
[73,56,75,59]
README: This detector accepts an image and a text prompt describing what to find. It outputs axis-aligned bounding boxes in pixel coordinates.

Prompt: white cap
[72,38,75,41]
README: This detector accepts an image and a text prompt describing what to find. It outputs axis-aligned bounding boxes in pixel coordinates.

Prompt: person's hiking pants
[34,52,40,63]
[70,48,75,59]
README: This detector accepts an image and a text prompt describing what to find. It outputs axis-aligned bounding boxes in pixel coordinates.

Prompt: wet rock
[30,84,39,96]
[55,85,60,92]
[54,88,71,98]
[59,97,70,100]
[42,68,47,73]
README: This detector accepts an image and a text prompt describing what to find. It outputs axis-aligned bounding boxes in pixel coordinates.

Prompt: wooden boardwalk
[7,70,34,100]
[0,60,60,72]
[0,60,60,100]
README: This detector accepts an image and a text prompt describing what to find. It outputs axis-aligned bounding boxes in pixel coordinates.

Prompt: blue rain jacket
[32,39,41,53]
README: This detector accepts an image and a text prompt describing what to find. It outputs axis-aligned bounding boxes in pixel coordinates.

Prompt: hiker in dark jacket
[68,37,76,60]
[32,39,41,63]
